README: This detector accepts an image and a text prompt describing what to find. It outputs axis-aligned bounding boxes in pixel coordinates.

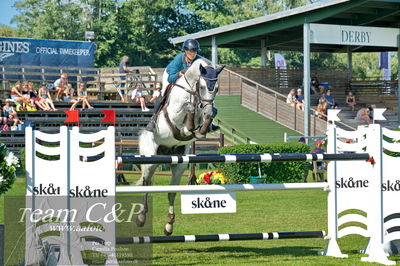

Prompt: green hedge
[217,142,310,184]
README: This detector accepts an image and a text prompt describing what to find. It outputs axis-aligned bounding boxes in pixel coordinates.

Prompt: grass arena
[1,0,400,265]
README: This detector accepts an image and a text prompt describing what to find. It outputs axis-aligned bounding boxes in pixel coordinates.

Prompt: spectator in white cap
[149,83,161,104]
[296,88,304,110]
[54,73,69,101]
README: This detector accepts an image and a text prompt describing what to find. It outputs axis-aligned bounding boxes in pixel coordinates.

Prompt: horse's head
[196,64,224,121]
[198,64,225,97]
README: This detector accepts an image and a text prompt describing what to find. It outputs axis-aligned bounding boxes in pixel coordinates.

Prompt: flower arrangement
[197,171,229,185]
[0,143,19,195]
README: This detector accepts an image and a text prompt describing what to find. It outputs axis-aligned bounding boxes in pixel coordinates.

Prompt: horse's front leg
[181,103,195,136]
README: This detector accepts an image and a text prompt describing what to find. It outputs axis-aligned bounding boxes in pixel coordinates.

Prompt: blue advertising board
[0,37,94,67]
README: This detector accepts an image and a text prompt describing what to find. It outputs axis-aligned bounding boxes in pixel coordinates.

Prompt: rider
[146,39,219,132]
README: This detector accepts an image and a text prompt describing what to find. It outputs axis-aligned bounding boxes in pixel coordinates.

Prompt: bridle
[173,71,217,105]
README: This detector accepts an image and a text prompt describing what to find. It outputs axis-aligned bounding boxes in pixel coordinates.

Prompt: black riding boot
[146,96,162,131]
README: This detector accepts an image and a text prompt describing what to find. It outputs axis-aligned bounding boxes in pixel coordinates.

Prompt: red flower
[203,175,211,184]
[346,139,351,143]
[204,173,212,179]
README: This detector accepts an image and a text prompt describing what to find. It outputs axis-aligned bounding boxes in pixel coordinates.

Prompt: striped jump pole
[91,231,325,244]
[116,182,328,193]
[118,153,370,165]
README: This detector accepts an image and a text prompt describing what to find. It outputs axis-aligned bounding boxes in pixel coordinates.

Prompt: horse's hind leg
[136,163,158,227]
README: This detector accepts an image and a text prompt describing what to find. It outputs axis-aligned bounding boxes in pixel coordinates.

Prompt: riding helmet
[182,39,200,52]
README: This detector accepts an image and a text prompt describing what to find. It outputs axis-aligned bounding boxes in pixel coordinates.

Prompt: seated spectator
[345,91,356,112]
[325,89,337,109]
[54,73,69,101]
[295,88,304,110]
[39,83,57,110]
[2,100,24,127]
[63,84,79,110]
[368,105,375,121]
[149,83,161,104]
[316,102,328,121]
[70,83,94,110]
[311,73,325,94]
[21,82,30,102]
[10,81,25,104]
[356,108,371,124]
[131,84,149,112]
[318,93,327,105]
[28,83,50,111]
[286,89,296,107]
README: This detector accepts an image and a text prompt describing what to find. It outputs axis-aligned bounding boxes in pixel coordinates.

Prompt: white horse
[136,58,224,235]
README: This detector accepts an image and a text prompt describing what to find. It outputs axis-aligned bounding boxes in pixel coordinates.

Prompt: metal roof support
[303,23,311,137]
[211,36,218,67]
[347,46,352,81]
[261,39,266,68]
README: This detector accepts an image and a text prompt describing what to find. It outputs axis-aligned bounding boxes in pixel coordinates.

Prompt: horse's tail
[138,130,158,156]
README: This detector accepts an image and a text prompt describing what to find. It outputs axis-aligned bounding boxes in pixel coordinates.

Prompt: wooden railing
[218,68,355,135]
[215,118,256,145]
[0,65,158,101]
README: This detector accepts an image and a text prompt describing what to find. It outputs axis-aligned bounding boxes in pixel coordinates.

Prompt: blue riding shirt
[166,52,201,84]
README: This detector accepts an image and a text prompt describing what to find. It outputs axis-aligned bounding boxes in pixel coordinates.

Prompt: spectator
[39,83,57,110]
[318,93,327,105]
[119,55,132,96]
[70,83,94,110]
[345,91,356,112]
[311,73,324,94]
[316,102,327,121]
[296,88,304,110]
[356,108,371,124]
[3,100,24,127]
[54,73,69,101]
[63,84,79,110]
[131,84,149,112]
[298,137,306,144]
[368,105,375,121]
[286,89,296,106]
[28,82,50,111]
[10,81,25,104]
[325,89,337,109]
[149,83,161,104]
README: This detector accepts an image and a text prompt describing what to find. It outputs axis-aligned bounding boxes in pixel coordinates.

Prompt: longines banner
[0,37,94,67]
[310,23,400,47]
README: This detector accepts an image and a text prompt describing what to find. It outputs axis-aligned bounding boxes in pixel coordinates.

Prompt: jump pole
[118,153,370,165]
[116,182,328,194]
[87,231,325,244]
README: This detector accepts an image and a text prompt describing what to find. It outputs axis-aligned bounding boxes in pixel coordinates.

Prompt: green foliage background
[217,142,310,184]
[0,0,397,79]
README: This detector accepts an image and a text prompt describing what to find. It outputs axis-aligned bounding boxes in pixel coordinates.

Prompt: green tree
[12,0,86,40]
[0,25,19,37]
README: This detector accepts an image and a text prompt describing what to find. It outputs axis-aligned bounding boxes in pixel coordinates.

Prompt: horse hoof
[136,213,146,227]
[166,212,175,224]
[164,223,173,236]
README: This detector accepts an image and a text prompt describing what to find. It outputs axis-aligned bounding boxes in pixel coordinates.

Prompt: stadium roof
[170,0,400,52]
